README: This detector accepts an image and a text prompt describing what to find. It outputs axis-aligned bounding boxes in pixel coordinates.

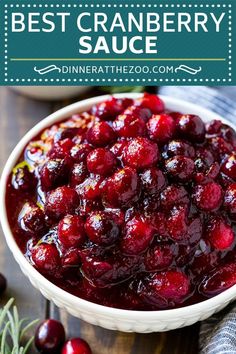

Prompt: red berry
[70,144,92,162]
[70,162,88,187]
[87,122,116,147]
[167,206,188,241]
[121,217,154,255]
[0,274,7,295]
[85,211,119,246]
[224,183,236,220]
[192,182,223,211]
[164,139,195,159]
[176,114,205,143]
[165,156,195,182]
[45,186,79,220]
[86,148,116,176]
[123,105,152,122]
[206,119,222,135]
[91,96,132,120]
[48,138,74,159]
[40,159,68,191]
[206,217,235,250]
[147,114,176,144]
[123,137,159,170]
[144,245,173,271]
[18,202,45,235]
[103,167,140,208]
[110,141,127,159]
[34,319,65,354]
[31,244,60,273]
[135,93,164,114]
[160,185,189,211]
[148,270,190,302]
[140,167,166,195]
[200,263,236,296]
[58,215,86,248]
[62,338,92,354]
[76,176,102,201]
[113,113,146,138]
[221,154,236,180]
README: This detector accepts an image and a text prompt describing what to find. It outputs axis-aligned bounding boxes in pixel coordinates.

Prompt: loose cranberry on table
[0,273,7,295]
[61,338,92,354]
[34,319,65,354]
[6,93,236,310]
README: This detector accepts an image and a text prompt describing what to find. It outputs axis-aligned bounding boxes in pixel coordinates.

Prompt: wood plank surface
[0,86,199,354]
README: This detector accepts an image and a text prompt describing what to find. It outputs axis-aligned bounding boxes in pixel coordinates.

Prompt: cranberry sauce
[6,93,236,310]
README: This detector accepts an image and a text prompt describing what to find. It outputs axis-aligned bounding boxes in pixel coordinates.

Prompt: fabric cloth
[159,86,236,354]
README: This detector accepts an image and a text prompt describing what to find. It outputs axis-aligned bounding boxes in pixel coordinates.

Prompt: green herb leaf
[0,298,38,354]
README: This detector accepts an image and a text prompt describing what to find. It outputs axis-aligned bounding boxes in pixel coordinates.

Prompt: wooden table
[0,87,199,354]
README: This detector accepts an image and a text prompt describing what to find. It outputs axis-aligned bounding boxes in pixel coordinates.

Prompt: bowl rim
[1,92,236,320]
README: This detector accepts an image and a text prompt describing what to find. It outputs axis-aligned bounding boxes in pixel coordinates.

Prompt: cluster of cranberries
[6,93,236,310]
[35,319,91,354]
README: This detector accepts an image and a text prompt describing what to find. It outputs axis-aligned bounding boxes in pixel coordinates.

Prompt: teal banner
[0,0,235,85]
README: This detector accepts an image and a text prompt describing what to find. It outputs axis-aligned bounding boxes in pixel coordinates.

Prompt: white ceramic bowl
[1,93,236,333]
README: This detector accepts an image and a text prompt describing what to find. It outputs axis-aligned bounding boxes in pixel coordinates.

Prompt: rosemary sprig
[0,298,38,354]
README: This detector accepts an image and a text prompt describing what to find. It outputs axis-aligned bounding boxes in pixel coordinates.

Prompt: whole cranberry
[140,167,166,195]
[113,113,146,138]
[87,122,116,147]
[123,105,152,122]
[164,139,195,159]
[121,217,154,255]
[62,248,81,267]
[61,338,92,354]
[192,182,223,211]
[224,183,236,219]
[206,119,222,135]
[195,148,215,172]
[0,273,7,295]
[85,211,119,246]
[221,154,236,180]
[165,156,195,182]
[40,159,68,191]
[103,167,140,208]
[48,138,74,159]
[70,162,88,187]
[91,96,132,120]
[11,165,36,192]
[199,262,236,296]
[58,215,86,248]
[76,176,102,201]
[167,206,188,241]
[148,212,168,237]
[135,93,164,114]
[45,186,79,220]
[34,319,65,354]
[70,144,92,162]
[147,114,176,144]
[54,127,79,143]
[206,217,235,250]
[144,245,173,271]
[18,202,45,234]
[209,137,232,158]
[148,270,190,302]
[110,141,127,159]
[87,148,116,176]
[31,243,61,273]
[160,185,189,211]
[123,137,159,170]
[176,114,205,143]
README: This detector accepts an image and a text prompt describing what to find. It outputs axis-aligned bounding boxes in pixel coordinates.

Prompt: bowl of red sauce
[1,93,236,332]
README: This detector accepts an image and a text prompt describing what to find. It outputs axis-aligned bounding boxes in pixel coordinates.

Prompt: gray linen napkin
[159,86,236,354]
